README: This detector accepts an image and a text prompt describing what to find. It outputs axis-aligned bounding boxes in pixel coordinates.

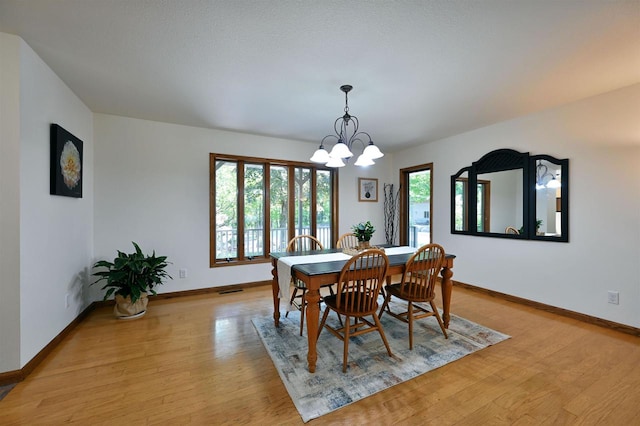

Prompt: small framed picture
[50,123,83,198]
[358,178,378,202]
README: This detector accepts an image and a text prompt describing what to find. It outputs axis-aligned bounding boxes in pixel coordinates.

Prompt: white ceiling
[1,0,638,152]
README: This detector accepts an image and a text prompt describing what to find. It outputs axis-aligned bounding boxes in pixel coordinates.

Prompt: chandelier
[310,85,383,168]
[535,160,561,190]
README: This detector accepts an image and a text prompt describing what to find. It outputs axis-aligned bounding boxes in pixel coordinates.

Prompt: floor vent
[218,289,243,295]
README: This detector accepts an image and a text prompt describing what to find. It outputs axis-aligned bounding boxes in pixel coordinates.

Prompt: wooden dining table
[270,247,456,373]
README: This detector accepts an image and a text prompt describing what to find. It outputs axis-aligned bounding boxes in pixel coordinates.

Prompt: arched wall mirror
[451,149,569,242]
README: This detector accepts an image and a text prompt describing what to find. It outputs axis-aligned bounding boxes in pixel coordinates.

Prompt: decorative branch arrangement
[383,183,400,245]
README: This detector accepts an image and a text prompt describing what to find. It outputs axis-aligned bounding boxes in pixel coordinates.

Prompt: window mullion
[287,165,296,243]
[310,170,317,238]
[237,161,245,260]
[263,163,270,258]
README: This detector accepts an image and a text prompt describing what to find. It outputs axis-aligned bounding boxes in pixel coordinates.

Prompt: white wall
[0,33,22,372]
[18,39,94,366]
[93,115,388,297]
[339,156,392,244]
[394,84,640,327]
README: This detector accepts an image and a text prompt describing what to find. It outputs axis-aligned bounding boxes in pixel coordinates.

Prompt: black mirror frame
[451,149,569,242]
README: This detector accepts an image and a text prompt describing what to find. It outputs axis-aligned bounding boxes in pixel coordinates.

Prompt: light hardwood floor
[1,284,639,425]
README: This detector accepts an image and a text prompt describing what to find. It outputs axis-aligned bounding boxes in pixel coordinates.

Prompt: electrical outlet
[179,269,187,279]
[607,291,619,305]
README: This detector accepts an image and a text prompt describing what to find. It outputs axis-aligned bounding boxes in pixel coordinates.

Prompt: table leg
[305,287,320,373]
[440,265,453,328]
[271,259,280,327]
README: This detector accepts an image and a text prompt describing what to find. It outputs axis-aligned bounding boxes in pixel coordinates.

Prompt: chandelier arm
[353,131,373,143]
[348,137,369,150]
[321,134,339,145]
[340,115,360,146]
[334,117,346,138]
[348,115,359,137]
[536,161,548,183]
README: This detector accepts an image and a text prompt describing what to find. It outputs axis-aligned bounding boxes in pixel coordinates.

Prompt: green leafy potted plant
[351,221,375,249]
[92,242,172,319]
[519,219,543,236]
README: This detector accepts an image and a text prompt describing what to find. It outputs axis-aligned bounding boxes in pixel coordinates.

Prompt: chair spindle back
[335,249,388,313]
[286,235,323,252]
[398,244,445,300]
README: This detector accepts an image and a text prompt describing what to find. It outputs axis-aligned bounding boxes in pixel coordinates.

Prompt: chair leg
[285,287,299,318]
[299,289,307,336]
[378,291,392,319]
[317,306,331,340]
[430,301,448,339]
[343,315,351,373]
[408,302,414,350]
[323,285,343,327]
[372,314,393,357]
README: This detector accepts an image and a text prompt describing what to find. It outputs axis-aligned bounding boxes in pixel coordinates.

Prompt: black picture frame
[50,123,83,198]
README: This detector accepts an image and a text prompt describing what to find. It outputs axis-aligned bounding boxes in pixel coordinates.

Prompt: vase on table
[357,240,370,250]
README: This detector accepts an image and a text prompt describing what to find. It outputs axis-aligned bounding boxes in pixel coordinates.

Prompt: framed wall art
[358,177,378,202]
[50,123,83,198]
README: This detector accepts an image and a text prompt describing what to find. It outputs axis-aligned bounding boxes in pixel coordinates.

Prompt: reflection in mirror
[477,169,523,233]
[534,159,564,237]
[453,170,468,231]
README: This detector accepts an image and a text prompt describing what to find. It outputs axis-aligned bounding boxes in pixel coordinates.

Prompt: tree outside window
[210,154,337,266]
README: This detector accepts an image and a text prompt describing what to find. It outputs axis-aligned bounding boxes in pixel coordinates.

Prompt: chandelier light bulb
[310,146,330,163]
[362,142,384,159]
[354,154,375,167]
[325,156,346,168]
[329,141,353,159]
[546,177,561,188]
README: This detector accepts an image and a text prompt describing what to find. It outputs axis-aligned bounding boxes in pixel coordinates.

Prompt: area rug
[252,300,510,422]
[0,384,16,401]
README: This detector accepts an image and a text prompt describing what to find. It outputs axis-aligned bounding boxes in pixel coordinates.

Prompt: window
[210,154,337,266]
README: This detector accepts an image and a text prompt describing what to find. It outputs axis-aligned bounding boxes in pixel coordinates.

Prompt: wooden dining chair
[336,232,359,250]
[318,249,392,372]
[505,226,520,234]
[378,243,448,349]
[286,234,323,252]
[284,235,335,336]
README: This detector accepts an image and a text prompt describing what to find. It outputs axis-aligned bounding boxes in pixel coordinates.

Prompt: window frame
[209,153,339,267]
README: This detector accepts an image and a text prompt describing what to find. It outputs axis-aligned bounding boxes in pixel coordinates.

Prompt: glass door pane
[215,160,237,260]
[407,169,431,248]
[315,169,332,248]
[270,165,288,253]
[244,163,264,258]
[294,167,311,237]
